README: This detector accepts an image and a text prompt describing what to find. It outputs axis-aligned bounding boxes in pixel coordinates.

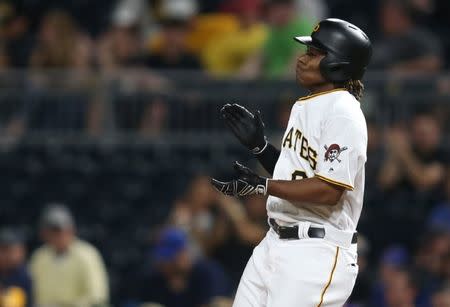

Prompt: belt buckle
[270,219,299,239]
[271,220,288,235]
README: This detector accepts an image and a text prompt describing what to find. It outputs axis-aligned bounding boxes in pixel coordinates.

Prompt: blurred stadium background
[0,0,449,306]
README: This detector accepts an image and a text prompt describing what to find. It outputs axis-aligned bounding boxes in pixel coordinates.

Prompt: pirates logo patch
[324,144,347,163]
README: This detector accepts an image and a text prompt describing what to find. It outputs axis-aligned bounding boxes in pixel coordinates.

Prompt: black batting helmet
[294,18,372,83]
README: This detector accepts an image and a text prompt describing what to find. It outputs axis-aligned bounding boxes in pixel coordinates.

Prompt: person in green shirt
[263,0,313,78]
[240,0,313,79]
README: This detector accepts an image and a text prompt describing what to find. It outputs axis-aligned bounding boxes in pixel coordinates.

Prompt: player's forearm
[254,143,280,175]
[267,177,344,206]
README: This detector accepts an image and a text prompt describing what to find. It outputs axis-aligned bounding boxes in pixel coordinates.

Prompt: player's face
[296,46,327,88]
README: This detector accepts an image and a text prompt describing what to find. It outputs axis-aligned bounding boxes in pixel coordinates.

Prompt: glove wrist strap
[255,178,268,196]
[252,140,268,155]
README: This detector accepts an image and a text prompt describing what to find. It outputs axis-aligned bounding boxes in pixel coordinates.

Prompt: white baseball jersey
[267,88,367,232]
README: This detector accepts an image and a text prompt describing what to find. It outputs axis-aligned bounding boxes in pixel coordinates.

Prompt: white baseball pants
[233,228,358,307]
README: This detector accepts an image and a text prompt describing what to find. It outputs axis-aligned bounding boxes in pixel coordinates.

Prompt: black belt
[269,218,357,244]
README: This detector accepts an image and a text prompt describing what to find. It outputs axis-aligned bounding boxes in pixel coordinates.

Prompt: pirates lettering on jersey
[282,126,318,170]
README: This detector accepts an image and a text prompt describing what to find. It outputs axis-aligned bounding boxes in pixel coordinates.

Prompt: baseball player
[211,18,372,306]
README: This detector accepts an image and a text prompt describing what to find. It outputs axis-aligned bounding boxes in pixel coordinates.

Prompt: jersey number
[291,170,307,180]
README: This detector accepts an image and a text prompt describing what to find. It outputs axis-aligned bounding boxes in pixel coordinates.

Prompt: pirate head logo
[324,144,347,163]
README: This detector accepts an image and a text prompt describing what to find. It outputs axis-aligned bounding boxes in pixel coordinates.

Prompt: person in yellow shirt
[202,0,268,76]
[29,205,109,307]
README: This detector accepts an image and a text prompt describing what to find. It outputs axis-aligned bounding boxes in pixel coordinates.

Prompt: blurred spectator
[377,111,447,246]
[371,0,443,73]
[371,245,410,307]
[240,0,312,79]
[409,0,450,55]
[126,227,231,307]
[169,175,222,254]
[418,230,449,271]
[97,3,144,71]
[380,111,447,193]
[148,0,240,59]
[184,14,239,57]
[202,0,268,76]
[211,195,268,287]
[0,2,33,68]
[30,10,92,70]
[15,0,118,37]
[141,0,202,70]
[152,0,199,22]
[112,0,152,36]
[139,97,169,136]
[432,285,450,307]
[30,205,109,307]
[414,229,450,306]
[141,20,202,70]
[384,269,418,307]
[294,0,327,22]
[0,228,32,307]
[3,8,96,137]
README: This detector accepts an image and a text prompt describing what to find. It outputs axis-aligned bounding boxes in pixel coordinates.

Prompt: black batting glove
[221,103,268,154]
[211,161,268,197]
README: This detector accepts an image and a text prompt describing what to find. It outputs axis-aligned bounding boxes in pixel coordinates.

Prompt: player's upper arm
[315,115,367,191]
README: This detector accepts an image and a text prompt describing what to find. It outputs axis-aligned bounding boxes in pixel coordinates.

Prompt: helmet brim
[294,36,312,45]
[294,36,328,54]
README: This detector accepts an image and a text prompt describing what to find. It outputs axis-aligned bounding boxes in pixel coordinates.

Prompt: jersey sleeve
[315,116,367,190]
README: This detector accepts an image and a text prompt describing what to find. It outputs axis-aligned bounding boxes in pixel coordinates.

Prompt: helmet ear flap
[319,56,352,83]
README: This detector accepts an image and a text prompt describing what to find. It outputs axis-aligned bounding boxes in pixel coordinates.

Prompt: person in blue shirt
[0,228,33,307]
[125,227,231,307]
